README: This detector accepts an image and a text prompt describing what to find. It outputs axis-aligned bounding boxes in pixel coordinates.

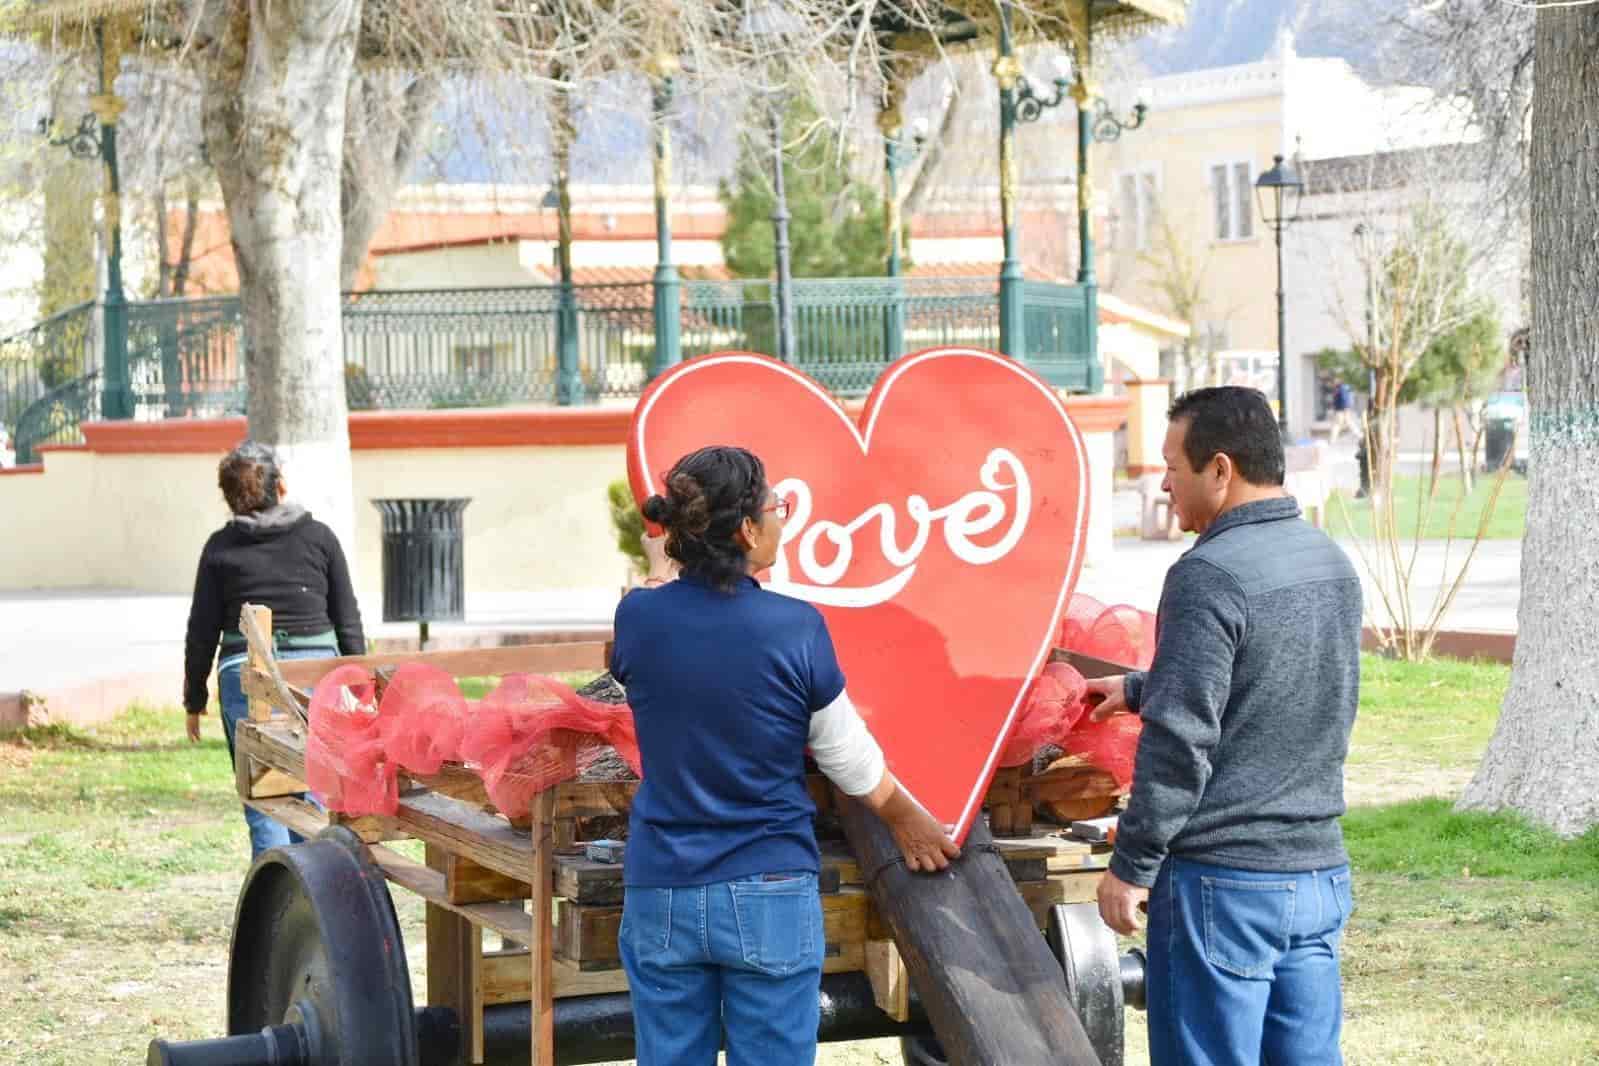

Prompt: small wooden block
[554,899,623,969]
[985,766,1022,806]
[1017,873,1102,927]
[552,780,637,820]
[552,855,624,905]
[819,844,862,887]
[1004,858,1049,883]
[448,853,533,905]
[248,766,308,799]
[866,939,911,1023]
[482,948,534,1006]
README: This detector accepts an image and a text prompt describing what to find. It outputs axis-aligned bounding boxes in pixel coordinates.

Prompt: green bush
[608,479,647,574]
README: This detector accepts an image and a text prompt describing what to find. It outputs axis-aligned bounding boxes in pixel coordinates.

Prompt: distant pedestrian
[182,440,365,860]
[1328,379,1358,444]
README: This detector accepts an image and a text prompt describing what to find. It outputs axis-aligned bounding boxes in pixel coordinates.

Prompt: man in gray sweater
[1088,387,1361,1066]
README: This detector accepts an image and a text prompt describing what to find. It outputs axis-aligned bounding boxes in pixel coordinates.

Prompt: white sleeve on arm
[808,689,887,797]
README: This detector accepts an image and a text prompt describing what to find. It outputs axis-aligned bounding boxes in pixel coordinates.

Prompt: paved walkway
[1,534,1521,703]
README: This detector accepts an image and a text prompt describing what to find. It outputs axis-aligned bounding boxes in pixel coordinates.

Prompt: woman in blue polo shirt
[611,444,957,1066]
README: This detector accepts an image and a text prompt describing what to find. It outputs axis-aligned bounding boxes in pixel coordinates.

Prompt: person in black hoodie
[183,440,366,859]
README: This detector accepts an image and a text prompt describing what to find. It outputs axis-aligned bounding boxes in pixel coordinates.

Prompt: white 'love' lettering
[766,447,1032,608]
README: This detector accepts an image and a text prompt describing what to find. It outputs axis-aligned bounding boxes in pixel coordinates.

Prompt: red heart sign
[627,348,1090,842]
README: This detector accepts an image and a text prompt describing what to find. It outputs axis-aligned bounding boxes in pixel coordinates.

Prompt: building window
[1210,161,1255,241]
[1116,166,1161,252]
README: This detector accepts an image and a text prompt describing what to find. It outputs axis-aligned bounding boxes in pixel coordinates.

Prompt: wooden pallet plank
[529,789,556,1066]
[243,795,326,839]
[448,854,533,905]
[276,642,610,689]
[866,939,911,1023]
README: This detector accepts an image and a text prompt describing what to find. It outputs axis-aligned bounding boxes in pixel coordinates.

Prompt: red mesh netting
[378,663,470,775]
[999,662,1089,767]
[1057,593,1106,652]
[306,665,399,816]
[457,675,642,820]
[1086,605,1157,672]
[1005,594,1158,789]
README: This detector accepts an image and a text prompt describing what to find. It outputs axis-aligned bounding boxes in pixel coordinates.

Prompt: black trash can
[1483,419,1515,472]
[372,499,471,643]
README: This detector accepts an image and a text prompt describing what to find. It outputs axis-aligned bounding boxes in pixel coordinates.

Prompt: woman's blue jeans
[1146,856,1354,1066]
[620,872,824,1066]
[217,648,333,861]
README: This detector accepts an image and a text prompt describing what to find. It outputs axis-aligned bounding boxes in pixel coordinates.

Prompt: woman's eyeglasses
[761,498,792,521]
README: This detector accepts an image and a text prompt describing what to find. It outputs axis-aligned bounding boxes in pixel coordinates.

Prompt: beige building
[1091,31,1497,436]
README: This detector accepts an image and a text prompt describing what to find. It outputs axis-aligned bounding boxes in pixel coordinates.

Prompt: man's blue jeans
[1147,857,1353,1066]
[620,872,824,1066]
[218,649,333,861]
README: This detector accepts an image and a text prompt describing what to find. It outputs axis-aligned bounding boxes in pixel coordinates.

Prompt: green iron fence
[1021,280,1098,392]
[1,301,98,464]
[1,278,1097,463]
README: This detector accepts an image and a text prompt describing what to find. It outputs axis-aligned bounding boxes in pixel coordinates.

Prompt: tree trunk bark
[173,176,201,298]
[1428,406,1443,498]
[340,71,439,291]
[1453,405,1475,495]
[198,0,364,570]
[1458,8,1599,835]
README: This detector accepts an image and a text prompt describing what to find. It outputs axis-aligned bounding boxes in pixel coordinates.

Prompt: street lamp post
[648,53,682,379]
[769,102,796,363]
[741,1,802,364]
[1256,153,1304,439]
[38,19,130,421]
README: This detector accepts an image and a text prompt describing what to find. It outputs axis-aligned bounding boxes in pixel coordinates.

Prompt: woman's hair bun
[641,494,674,525]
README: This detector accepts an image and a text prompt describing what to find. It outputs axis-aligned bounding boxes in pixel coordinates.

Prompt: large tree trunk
[340,70,439,291]
[198,0,363,568]
[1458,8,1599,835]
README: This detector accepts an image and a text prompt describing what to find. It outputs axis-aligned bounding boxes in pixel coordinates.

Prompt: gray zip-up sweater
[1109,496,1361,888]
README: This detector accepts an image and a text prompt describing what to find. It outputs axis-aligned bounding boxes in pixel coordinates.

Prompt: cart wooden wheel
[149,827,425,1066]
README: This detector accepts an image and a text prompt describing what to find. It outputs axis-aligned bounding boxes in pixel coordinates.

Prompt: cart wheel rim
[226,828,418,1066]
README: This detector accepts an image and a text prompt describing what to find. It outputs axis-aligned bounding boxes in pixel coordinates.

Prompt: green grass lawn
[1328,472,1527,541]
[4,657,1597,1064]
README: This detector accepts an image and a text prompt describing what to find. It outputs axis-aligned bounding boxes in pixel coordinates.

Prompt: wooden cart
[195,603,1132,1066]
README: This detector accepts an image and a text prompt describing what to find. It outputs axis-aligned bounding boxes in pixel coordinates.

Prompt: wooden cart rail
[233,604,1114,1065]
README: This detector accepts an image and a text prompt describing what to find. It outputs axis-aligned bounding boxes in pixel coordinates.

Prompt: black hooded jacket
[183,503,365,711]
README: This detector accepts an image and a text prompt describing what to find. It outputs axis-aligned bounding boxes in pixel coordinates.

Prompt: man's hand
[185,712,203,744]
[1085,675,1129,721]
[1096,868,1149,935]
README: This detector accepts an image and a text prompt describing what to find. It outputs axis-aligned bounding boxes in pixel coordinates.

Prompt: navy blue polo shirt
[610,573,847,887]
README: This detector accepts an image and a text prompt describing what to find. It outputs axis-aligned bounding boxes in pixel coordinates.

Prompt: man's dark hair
[1167,387,1285,486]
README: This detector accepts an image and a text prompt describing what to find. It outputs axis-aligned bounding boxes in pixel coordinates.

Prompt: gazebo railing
[3,277,1099,461]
